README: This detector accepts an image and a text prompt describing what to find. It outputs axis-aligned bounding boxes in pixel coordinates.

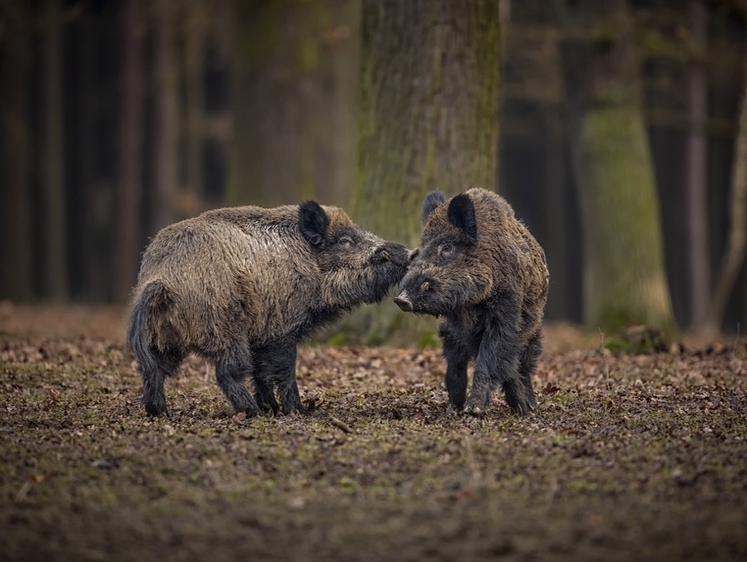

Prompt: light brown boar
[127,201,408,417]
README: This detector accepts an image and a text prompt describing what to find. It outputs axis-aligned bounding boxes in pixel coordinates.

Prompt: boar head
[299,201,409,308]
[394,191,493,316]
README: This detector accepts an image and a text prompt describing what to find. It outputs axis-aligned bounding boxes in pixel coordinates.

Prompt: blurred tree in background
[229,0,360,207]
[0,1,33,303]
[559,0,677,336]
[3,0,747,341]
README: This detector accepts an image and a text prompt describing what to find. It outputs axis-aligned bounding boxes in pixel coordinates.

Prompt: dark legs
[253,341,306,415]
[455,295,537,417]
[440,325,470,411]
[252,371,280,416]
[140,347,184,416]
[517,329,542,411]
[137,338,306,418]
[213,344,261,417]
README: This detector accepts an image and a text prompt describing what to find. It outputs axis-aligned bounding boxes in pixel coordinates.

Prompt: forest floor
[1,304,746,561]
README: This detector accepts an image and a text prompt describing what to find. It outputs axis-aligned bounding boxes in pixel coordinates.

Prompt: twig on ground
[329,417,352,434]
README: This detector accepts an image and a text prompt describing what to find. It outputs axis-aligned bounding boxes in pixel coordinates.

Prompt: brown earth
[1,304,746,561]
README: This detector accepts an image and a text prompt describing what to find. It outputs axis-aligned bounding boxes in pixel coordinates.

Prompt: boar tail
[127,281,173,372]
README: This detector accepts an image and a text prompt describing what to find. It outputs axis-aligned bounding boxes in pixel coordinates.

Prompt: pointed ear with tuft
[447,193,478,244]
[422,191,447,223]
[299,201,329,247]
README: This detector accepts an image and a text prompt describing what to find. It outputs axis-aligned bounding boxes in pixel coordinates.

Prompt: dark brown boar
[127,201,408,418]
[394,188,549,416]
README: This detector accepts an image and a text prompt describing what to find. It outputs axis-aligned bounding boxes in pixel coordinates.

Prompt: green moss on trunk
[575,105,676,335]
[562,0,678,338]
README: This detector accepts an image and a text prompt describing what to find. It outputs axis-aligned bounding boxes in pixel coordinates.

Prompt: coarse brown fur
[128,201,408,418]
[395,188,549,416]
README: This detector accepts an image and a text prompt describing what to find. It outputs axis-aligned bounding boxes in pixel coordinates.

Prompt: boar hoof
[463,403,487,417]
[144,402,169,417]
[255,397,280,417]
[291,404,310,416]
[281,402,309,416]
[509,401,534,417]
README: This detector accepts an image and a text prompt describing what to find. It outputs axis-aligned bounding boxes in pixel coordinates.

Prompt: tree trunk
[561,0,677,336]
[705,48,747,333]
[228,0,361,208]
[345,0,501,345]
[113,0,146,303]
[153,0,179,231]
[686,0,709,330]
[355,0,501,245]
[0,2,33,302]
[74,9,100,301]
[43,0,68,301]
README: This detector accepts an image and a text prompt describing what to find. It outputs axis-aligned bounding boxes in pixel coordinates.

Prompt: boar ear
[422,191,447,223]
[447,194,478,244]
[299,200,329,247]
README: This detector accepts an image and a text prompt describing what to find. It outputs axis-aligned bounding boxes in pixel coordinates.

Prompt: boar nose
[375,242,408,266]
[394,290,414,312]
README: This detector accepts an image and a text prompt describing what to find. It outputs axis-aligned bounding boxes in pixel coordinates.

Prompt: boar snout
[394,290,414,312]
[373,242,409,267]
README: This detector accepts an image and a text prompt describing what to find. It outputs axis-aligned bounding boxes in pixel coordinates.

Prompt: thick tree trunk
[686,0,710,330]
[354,0,501,246]
[0,3,33,301]
[705,48,747,333]
[43,0,68,301]
[113,0,146,303]
[228,0,360,208]
[344,0,501,345]
[561,0,677,336]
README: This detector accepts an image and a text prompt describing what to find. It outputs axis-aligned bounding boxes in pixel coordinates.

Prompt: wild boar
[394,188,549,416]
[127,201,408,417]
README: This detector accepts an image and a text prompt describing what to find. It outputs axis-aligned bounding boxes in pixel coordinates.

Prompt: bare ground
[1,305,746,561]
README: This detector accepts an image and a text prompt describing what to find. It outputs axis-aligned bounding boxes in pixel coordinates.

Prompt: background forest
[2,0,747,340]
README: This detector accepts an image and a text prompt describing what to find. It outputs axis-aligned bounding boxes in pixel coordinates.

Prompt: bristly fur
[446,194,478,244]
[422,191,447,223]
[397,188,549,417]
[127,202,409,418]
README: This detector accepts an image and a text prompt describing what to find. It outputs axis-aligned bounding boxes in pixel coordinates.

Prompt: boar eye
[439,242,454,256]
[421,281,431,292]
[337,236,354,248]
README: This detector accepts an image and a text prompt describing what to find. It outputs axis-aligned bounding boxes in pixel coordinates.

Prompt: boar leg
[250,343,284,415]
[252,375,280,416]
[253,341,305,415]
[275,345,307,415]
[517,329,541,411]
[141,347,183,417]
[439,323,470,411]
[213,345,261,417]
[466,296,530,416]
